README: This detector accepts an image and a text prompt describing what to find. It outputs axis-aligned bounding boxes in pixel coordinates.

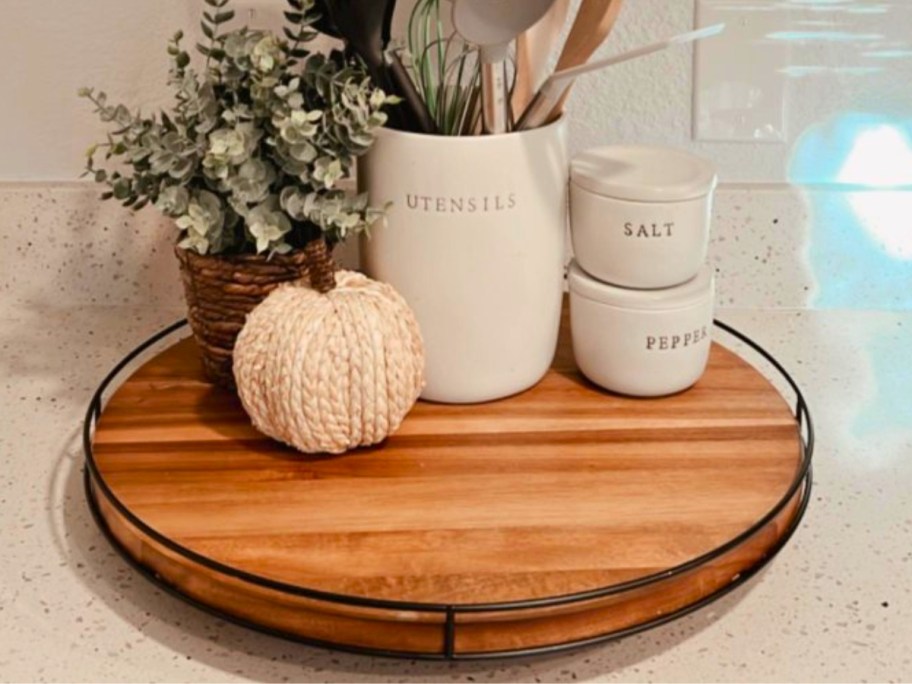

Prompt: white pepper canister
[570,145,717,289]
[568,261,715,397]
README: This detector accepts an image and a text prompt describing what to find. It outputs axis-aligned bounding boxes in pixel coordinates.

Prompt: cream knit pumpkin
[233,270,425,454]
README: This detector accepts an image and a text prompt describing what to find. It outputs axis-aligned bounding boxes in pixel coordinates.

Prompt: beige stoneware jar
[568,261,715,397]
[570,145,717,289]
[360,119,568,403]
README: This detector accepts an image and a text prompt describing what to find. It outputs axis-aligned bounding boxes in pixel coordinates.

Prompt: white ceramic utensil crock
[570,145,717,289]
[360,119,568,403]
[568,261,715,397]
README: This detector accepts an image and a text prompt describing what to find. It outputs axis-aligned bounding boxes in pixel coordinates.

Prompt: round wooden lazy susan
[83,313,813,660]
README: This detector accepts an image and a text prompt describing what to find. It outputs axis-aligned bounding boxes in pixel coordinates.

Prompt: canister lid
[570,145,717,202]
[568,261,715,311]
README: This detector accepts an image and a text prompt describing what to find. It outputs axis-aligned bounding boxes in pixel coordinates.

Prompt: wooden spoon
[548,0,625,120]
[511,0,572,117]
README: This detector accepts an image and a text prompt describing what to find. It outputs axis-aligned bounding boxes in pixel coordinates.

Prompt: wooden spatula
[548,0,625,120]
[511,0,572,117]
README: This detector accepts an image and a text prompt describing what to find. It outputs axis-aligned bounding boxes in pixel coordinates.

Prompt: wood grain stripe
[89,310,806,655]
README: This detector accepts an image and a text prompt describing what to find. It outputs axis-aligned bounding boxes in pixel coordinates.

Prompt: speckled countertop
[2,299,911,683]
[1,178,909,682]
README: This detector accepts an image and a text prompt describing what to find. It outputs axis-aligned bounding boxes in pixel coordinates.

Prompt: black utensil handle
[312,0,341,38]
[386,54,438,135]
[381,0,397,46]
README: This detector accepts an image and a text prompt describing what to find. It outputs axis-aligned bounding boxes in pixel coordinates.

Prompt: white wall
[0,0,340,181]
[0,1,193,181]
[3,0,912,183]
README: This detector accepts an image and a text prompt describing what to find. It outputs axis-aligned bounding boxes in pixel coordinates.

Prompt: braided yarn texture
[233,271,426,455]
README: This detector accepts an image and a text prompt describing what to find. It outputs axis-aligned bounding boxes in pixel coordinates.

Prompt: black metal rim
[82,319,814,658]
[84,462,813,661]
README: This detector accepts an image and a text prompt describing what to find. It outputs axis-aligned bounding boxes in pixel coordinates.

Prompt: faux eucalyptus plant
[81,0,398,256]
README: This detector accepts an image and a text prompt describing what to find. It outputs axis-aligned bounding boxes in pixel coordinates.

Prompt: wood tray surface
[86,312,808,658]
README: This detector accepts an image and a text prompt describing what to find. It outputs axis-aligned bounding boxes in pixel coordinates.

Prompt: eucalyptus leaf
[80,0,393,255]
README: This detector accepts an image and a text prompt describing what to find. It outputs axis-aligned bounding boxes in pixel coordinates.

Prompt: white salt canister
[568,261,715,397]
[570,146,717,289]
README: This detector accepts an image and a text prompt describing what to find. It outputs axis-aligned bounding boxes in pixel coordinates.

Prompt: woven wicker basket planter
[175,245,312,388]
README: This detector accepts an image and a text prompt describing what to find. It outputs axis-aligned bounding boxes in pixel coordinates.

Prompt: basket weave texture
[175,245,312,388]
